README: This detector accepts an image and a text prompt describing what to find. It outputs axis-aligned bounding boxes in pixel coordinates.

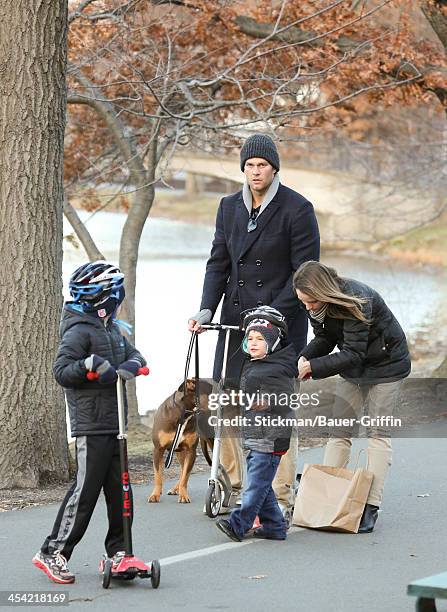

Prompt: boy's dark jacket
[300,278,411,383]
[240,343,297,454]
[53,305,145,437]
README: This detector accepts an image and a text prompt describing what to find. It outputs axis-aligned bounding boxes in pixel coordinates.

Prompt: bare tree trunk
[120,142,157,427]
[67,75,156,426]
[0,0,69,488]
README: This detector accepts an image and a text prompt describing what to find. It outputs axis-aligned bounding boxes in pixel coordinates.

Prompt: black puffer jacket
[300,279,411,383]
[240,344,297,453]
[53,304,146,436]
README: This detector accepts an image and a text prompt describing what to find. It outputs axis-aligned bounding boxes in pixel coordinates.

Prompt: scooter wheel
[102,558,112,589]
[150,559,161,589]
[205,482,221,518]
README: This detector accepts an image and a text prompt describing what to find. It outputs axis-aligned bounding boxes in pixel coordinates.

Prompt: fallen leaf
[244,574,268,580]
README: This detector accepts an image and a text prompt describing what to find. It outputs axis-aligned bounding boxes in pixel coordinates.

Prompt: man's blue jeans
[229,450,287,539]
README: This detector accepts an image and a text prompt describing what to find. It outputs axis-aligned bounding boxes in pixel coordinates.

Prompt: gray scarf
[242,173,280,218]
[309,303,328,323]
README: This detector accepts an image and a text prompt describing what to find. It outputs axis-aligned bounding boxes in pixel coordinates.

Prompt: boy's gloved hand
[117,359,142,380]
[96,361,117,383]
[85,354,104,372]
[85,354,117,383]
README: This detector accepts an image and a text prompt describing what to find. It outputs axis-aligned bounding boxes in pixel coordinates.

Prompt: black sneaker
[252,528,287,541]
[215,519,242,542]
[32,551,75,584]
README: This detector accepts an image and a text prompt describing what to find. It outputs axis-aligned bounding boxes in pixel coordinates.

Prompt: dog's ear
[185,378,196,394]
[177,378,196,393]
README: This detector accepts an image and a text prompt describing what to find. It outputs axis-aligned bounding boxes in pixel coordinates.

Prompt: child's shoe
[32,550,75,584]
[111,551,126,569]
[216,519,242,542]
[99,550,126,573]
[252,528,287,541]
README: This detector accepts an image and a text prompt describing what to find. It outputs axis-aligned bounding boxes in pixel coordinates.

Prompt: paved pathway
[1,437,446,611]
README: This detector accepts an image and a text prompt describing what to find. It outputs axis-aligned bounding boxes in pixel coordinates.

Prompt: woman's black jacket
[299,279,411,384]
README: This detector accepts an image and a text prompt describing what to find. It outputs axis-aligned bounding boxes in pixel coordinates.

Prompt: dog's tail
[200,437,213,466]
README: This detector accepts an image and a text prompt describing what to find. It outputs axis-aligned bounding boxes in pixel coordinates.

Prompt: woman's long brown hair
[293,261,370,323]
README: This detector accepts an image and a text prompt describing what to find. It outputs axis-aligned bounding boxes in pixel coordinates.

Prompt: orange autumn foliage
[65,0,446,196]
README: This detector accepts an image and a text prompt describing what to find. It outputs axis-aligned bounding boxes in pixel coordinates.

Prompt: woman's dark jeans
[229,450,287,539]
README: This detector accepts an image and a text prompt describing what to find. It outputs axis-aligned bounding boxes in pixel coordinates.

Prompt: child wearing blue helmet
[33,261,146,584]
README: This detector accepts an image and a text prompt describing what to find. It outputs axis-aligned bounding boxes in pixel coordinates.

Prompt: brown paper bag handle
[324,446,370,471]
[353,448,369,471]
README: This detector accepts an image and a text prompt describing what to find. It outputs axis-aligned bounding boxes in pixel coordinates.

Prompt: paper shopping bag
[292,463,374,533]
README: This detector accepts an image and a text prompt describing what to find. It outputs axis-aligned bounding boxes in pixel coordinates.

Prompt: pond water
[63,211,446,413]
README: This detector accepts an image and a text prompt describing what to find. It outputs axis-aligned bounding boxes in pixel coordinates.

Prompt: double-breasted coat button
[233,300,240,306]
[256,280,263,287]
[238,259,244,266]
[238,280,244,287]
[256,260,262,266]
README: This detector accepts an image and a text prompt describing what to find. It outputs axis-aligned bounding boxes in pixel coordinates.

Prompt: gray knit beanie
[240,134,280,172]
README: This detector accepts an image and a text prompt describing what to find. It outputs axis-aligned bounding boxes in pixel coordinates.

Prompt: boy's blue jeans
[229,450,287,539]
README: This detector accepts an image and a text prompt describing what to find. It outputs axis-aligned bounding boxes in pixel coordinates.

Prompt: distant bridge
[169,155,433,244]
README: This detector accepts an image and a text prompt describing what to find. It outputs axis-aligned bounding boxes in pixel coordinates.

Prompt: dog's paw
[178,494,191,503]
[167,486,179,496]
[147,492,161,503]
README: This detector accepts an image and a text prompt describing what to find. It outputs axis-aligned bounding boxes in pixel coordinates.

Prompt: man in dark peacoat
[199,181,320,382]
[188,134,320,510]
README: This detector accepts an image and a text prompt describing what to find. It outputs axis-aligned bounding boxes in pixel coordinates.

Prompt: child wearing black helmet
[216,307,297,542]
[33,261,146,584]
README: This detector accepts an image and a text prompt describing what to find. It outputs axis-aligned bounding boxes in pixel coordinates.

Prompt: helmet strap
[270,336,280,352]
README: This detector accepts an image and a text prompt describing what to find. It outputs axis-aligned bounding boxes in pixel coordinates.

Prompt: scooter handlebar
[200,323,241,331]
[86,366,150,380]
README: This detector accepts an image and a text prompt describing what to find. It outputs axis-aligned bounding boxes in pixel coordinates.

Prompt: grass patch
[69,186,218,226]
[151,192,217,225]
[384,211,447,267]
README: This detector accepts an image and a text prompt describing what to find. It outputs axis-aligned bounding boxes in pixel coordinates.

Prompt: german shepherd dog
[147,379,213,504]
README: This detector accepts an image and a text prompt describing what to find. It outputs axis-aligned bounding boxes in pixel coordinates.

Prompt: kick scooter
[200,323,241,518]
[87,367,161,589]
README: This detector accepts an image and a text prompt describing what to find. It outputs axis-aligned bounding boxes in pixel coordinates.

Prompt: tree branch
[419,0,447,52]
[234,5,447,110]
[236,0,394,67]
[235,14,361,52]
[67,71,147,186]
[70,0,198,23]
[63,196,104,260]
[68,0,103,24]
